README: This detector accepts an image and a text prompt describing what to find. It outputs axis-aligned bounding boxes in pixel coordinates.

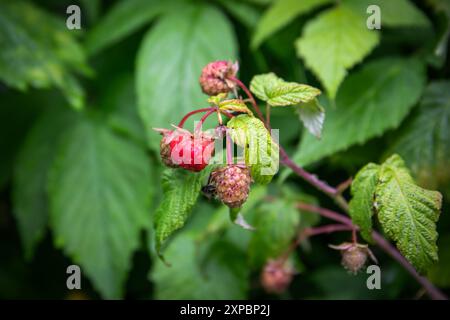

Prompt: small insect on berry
[260,259,295,294]
[209,164,251,208]
[329,242,378,274]
[154,127,215,172]
[199,61,239,96]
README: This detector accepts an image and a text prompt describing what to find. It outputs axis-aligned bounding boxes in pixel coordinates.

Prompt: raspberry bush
[1,0,450,300]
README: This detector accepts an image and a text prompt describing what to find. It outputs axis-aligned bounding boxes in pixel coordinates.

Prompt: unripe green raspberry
[210,164,251,208]
[199,61,238,96]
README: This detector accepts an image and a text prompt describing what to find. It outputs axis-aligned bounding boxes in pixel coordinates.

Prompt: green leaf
[13,107,75,259]
[344,0,431,28]
[250,72,321,106]
[217,0,261,29]
[101,74,147,146]
[154,169,208,252]
[137,4,237,151]
[297,99,325,139]
[0,0,89,109]
[85,0,180,55]
[428,235,450,288]
[252,0,332,48]
[249,199,300,268]
[0,92,40,190]
[227,115,279,184]
[295,5,380,99]
[349,163,380,243]
[294,58,425,167]
[375,154,442,273]
[48,114,152,298]
[151,233,248,299]
[389,81,450,190]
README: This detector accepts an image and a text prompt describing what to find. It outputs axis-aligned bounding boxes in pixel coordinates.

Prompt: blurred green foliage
[0,0,449,300]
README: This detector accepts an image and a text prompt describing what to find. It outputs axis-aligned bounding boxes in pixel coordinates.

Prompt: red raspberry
[260,259,295,294]
[154,128,215,172]
[329,242,377,274]
[210,164,251,208]
[199,61,239,96]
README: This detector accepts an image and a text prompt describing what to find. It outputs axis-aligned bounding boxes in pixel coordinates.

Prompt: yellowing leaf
[219,99,253,116]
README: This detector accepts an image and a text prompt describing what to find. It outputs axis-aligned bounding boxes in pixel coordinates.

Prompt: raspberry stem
[280,224,353,263]
[177,107,213,128]
[194,108,216,134]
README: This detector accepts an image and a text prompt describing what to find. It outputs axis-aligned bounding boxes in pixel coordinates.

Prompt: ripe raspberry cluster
[154,61,252,209]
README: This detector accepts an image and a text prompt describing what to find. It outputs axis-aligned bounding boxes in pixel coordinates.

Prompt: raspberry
[329,242,377,274]
[154,127,215,172]
[210,164,251,208]
[260,259,295,294]
[199,61,238,96]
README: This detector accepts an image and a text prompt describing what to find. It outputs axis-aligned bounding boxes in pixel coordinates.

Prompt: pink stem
[352,228,358,244]
[304,224,354,238]
[178,108,213,128]
[280,148,350,212]
[281,224,353,262]
[296,202,447,300]
[219,109,235,119]
[194,108,216,134]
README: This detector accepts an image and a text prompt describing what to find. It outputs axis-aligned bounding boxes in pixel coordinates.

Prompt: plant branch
[194,108,216,134]
[296,202,447,300]
[219,109,235,119]
[281,224,352,262]
[178,107,214,128]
